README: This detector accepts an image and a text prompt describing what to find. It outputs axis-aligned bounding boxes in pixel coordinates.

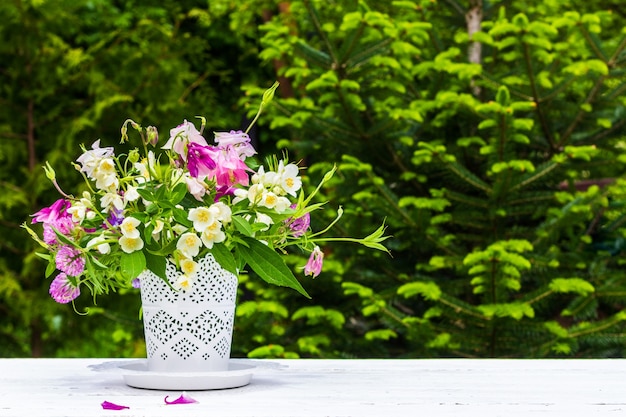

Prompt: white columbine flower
[120,217,141,238]
[185,175,207,201]
[177,232,202,257]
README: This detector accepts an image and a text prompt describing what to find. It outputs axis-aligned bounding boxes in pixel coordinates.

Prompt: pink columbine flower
[55,245,86,277]
[164,392,198,405]
[212,146,250,188]
[31,199,70,224]
[214,130,256,159]
[49,273,80,304]
[186,142,218,178]
[304,246,324,278]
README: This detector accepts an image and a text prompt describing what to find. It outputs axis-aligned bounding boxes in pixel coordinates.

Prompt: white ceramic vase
[138,254,238,373]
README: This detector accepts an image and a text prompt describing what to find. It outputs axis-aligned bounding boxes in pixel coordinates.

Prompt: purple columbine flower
[214,130,256,159]
[107,207,124,227]
[186,142,218,178]
[287,205,310,238]
[304,246,324,278]
[49,273,80,304]
[55,245,86,277]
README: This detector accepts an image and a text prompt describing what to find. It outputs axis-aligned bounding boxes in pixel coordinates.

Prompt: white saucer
[119,361,255,390]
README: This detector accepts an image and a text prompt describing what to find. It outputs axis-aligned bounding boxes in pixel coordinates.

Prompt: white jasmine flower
[151,220,164,241]
[87,235,111,254]
[173,274,194,292]
[210,202,232,223]
[124,186,140,203]
[279,162,302,197]
[119,235,144,253]
[180,257,199,276]
[260,191,279,209]
[101,192,124,212]
[188,207,215,232]
[177,232,202,257]
[120,217,141,238]
[200,221,226,249]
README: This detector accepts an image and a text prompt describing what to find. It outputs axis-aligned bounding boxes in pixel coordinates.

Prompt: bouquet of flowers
[24,83,388,305]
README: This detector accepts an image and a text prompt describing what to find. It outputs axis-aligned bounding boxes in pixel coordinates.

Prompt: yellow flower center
[265,194,277,205]
[197,211,210,223]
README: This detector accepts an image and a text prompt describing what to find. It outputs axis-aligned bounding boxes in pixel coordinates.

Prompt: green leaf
[172,207,192,227]
[232,215,254,237]
[210,243,238,276]
[144,251,166,281]
[120,251,146,279]
[238,237,310,298]
[146,239,177,256]
[45,258,56,277]
[170,182,188,205]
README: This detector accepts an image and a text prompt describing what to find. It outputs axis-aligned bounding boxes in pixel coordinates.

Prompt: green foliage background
[3,0,626,358]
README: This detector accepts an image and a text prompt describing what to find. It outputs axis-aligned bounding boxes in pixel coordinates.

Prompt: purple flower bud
[304,246,324,278]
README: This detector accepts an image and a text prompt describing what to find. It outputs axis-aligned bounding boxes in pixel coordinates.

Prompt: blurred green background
[4,0,626,359]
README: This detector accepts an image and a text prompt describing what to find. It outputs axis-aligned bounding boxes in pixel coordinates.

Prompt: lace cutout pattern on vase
[138,254,238,372]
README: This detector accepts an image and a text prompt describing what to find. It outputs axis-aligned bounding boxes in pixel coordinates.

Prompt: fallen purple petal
[164,391,198,405]
[101,401,130,410]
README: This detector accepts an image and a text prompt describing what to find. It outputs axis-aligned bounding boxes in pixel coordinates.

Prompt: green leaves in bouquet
[120,251,146,280]
[238,237,311,298]
[210,242,239,277]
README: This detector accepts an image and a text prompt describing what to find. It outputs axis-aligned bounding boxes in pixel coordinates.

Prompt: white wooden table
[1,358,625,416]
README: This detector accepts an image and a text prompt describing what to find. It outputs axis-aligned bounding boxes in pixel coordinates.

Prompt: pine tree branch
[521,41,554,148]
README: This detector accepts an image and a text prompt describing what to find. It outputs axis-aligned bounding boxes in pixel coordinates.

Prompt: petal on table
[164,391,198,405]
[101,401,130,410]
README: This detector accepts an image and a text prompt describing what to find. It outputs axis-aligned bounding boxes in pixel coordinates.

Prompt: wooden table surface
[1,358,625,416]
